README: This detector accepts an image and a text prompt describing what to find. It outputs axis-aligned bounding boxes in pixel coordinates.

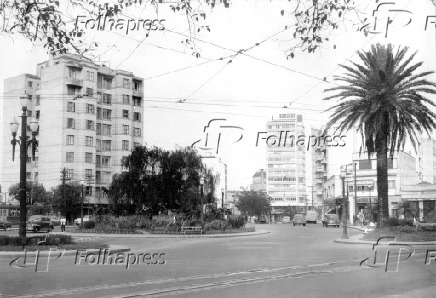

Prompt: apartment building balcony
[316,155,324,162]
[317,191,323,196]
[321,158,327,164]
[65,77,83,87]
[315,167,325,173]
[315,179,324,185]
[132,89,142,97]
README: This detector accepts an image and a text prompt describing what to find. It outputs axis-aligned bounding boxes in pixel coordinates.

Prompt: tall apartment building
[1,53,144,206]
[266,113,306,222]
[416,134,436,184]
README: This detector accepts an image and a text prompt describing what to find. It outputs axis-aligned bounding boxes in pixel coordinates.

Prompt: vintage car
[282,216,291,224]
[74,215,94,225]
[322,214,340,227]
[0,219,12,231]
[293,214,306,226]
[26,215,54,232]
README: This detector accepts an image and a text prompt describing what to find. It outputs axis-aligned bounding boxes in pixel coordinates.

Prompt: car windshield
[29,217,41,221]
[294,214,304,219]
[326,215,338,220]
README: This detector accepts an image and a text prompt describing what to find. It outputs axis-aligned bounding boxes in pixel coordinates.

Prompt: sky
[1,0,436,190]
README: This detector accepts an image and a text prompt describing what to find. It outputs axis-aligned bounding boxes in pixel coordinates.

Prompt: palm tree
[324,43,436,226]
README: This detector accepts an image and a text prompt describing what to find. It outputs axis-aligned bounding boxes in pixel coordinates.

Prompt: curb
[334,234,436,245]
[55,231,270,239]
[0,245,130,258]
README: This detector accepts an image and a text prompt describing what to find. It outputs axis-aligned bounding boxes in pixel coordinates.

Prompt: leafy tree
[324,44,436,226]
[9,182,51,216]
[50,182,82,221]
[0,0,362,58]
[235,191,271,218]
[398,199,418,219]
[109,145,217,215]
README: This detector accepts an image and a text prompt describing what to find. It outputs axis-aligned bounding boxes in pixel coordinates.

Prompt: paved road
[1,224,435,297]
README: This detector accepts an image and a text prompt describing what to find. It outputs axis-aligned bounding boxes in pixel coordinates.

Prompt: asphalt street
[0,224,435,297]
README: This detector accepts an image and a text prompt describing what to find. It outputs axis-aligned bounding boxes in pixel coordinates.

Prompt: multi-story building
[265,113,306,222]
[1,53,144,209]
[199,155,227,208]
[250,169,266,192]
[416,134,436,184]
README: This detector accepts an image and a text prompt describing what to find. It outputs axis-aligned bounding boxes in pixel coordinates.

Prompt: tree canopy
[235,191,271,218]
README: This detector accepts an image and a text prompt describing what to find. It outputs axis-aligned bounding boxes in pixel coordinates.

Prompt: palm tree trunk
[376,120,390,227]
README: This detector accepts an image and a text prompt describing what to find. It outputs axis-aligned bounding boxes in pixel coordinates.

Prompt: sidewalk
[58,229,270,239]
[0,245,130,258]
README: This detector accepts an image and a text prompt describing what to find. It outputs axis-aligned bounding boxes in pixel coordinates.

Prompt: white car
[363,222,376,234]
[74,215,93,225]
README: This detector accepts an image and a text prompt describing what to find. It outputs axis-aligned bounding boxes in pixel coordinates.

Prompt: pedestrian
[60,217,66,232]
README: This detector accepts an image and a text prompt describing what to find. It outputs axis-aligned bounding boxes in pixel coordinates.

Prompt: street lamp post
[200,177,204,225]
[9,96,39,238]
[221,187,224,209]
[80,180,85,229]
[340,166,348,239]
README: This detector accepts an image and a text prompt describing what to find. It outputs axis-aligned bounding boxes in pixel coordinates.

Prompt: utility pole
[354,162,357,225]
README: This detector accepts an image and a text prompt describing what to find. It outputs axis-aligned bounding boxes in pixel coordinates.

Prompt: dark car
[258,215,268,224]
[322,214,340,227]
[0,219,12,231]
[293,214,306,226]
[26,215,54,232]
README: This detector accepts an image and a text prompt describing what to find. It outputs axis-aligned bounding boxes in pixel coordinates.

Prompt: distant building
[416,135,436,184]
[226,190,242,216]
[199,155,227,209]
[265,113,306,222]
[250,169,266,192]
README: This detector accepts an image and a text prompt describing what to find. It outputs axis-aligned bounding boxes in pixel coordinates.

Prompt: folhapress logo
[10,248,66,273]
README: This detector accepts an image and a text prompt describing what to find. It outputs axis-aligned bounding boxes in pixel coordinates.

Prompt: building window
[86,71,94,81]
[103,109,112,120]
[123,95,130,104]
[27,111,32,117]
[133,112,141,122]
[67,135,74,145]
[96,123,101,135]
[66,169,74,179]
[96,155,101,167]
[388,180,396,189]
[36,110,40,120]
[86,104,95,114]
[85,136,94,147]
[95,171,101,183]
[359,160,372,170]
[36,95,40,106]
[133,97,142,106]
[133,81,142,91]
[122,140,129,151]
[123,110,129,119]
[86,120,94,130]
[67,118,75,129]
[85,152,93,163]
[86,87,93,96]
[85,169,93,178]
[123,125,129,135]
[28,81,33,88]
[97,107,102,119]
[133,142,140,148]
[133,128,141,137]
[66,152,74,162]
[102,94,111,105]
[98,76,112,89]
[96,139,102,151]
[298,177,305,183]
[68,67,80,78]
[101,156,111,167]
[67,102,75,112]
[123,78,130,88]
[67,86,78,95]
[102,124,111,136]
[85,186,92,196]
[102,140,111,151]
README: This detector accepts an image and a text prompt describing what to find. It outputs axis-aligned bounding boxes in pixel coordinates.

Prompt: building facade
[1,53,144,206]
[250,169,266,192]
[265,113,306,222]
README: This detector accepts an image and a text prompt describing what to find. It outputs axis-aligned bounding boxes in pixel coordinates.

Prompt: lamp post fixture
[200,177,204,225]
[340,166,348,239]
[80,179,85,229]
[9,96,39,238]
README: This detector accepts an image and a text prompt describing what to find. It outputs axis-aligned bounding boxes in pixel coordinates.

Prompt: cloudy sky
[1,0,436,189]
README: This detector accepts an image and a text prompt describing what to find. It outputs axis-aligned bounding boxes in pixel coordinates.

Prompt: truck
[305,211,318,224]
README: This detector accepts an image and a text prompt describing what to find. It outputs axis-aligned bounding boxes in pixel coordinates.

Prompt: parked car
[293,214,306,226]
[282,216,291,224]
[322,214,340,227]
[0,219,12,231]
[26,215,54,232]
[258,215,268,224]
[305,211,319,224]
[74,215,94,225]
[50,216,61,226]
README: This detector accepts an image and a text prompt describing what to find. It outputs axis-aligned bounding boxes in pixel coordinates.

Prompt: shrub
[382,218,414,227]
[418,225,436,232]
[210,220,228,231]
[83,221,95,229]
[227,216,245,229]
[0,235,73,246]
